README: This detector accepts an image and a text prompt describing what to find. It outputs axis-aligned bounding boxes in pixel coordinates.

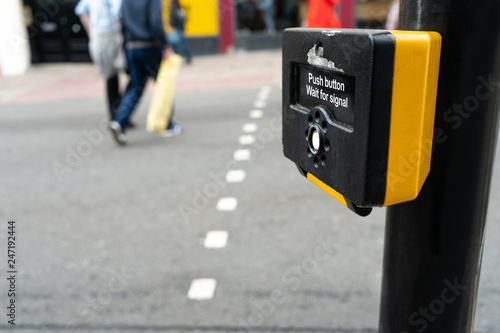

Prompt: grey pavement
[0,50,498,332]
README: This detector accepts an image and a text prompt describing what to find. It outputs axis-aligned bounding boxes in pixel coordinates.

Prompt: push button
[282,28,442,216]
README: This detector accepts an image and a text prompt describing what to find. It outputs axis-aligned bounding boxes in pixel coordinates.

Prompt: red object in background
[306,0,342,28]
[339,0,354,28]
[219,0,234,53]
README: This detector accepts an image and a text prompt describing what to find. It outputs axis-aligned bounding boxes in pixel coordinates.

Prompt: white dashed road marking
[242,123,258,133]
[204,231,229,249]
[233,149,251,161]
[239,135,256,145]
[216,197,238,211]
[257,92,270,100]
[191,86,273,302]
[226,170,246,183]
[260,86,272,94]
[187,279,217,300]
[249,110,264,119]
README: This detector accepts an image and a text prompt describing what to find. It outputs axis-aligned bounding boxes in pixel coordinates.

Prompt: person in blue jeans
[258,0,275,33]
[109,0,182,145]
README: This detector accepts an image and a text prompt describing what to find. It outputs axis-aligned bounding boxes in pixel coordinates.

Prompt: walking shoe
[109,121,127,145]
[160,123,183,138]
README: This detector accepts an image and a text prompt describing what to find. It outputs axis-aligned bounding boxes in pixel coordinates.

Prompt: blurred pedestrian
[169,0,192,64]
[75,0,126,121]
[385,0,400,30]
[162,0,175,43]
[258,0,275,34]
[236,0,262,31]
[306,0,342,28]
[109,0,181,145]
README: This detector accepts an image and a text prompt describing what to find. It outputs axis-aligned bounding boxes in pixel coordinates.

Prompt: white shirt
[75,0,122,32]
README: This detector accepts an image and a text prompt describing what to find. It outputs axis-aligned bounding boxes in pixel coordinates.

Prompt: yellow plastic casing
[304,31,442,211]
[383,31,442,206]
[307,173,349,208]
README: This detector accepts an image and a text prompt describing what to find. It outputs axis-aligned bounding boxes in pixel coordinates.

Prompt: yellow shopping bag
[146,53,183,132]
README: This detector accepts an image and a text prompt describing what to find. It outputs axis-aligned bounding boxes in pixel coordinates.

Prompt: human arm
[79,13,91,36]
[149,0,170,49]
[162,47,175,60]
[74,0,91,36]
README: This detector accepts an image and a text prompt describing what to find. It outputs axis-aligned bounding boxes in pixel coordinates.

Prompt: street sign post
[282,1,500,331]
[380,1,500,332]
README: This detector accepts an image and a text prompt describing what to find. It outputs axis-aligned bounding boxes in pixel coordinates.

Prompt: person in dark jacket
[109,0,181,145]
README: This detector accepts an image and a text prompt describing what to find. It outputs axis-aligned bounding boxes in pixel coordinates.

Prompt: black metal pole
[379,1,500,332]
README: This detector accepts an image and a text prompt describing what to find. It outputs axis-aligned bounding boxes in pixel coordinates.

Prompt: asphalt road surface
[0,53,499,332]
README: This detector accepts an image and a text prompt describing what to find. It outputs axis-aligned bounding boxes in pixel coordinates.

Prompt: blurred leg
[113,49,148,130]
[106,75,121,120]
[262,3,275,31]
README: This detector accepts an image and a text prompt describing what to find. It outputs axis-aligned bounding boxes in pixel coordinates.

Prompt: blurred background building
[0,0,394,72]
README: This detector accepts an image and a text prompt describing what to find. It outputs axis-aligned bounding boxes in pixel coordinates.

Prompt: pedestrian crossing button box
[282,28,442,216]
